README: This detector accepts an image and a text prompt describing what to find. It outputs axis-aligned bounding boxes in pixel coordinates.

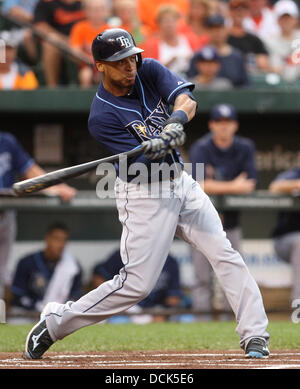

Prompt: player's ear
[95,61,104,72]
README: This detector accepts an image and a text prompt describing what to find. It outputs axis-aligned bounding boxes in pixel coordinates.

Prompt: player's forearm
[9,7,33,23]
[202,179,237,195]
[173,93,197,122]
[269,180,300,194]
[35,22,68,43]
[203,179,256,195]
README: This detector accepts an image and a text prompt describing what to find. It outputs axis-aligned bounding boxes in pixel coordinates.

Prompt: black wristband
[163,110,188,127]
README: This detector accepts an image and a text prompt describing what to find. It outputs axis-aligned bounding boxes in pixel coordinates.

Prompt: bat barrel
[13,146,143,196]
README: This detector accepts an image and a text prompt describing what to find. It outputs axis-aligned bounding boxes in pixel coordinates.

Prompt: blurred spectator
[228,0,272,74]
[10,222,82,317]
[34,0,86,86]
[242,0,280,40]
[70,0,110,87]
[1,0,39,62]
[269,162,300,303]
[177,0,211,50]
[0,30,39,89]
[264,0,300,82]
[189,14,249,87]
[2,0,38,22]
[137,0,189,34]
[189,103,257,318]
[142,4,195,76]
[108,0,149,44]
[189,45,233,89]
[92,249,181,322]
[0,130,77,301]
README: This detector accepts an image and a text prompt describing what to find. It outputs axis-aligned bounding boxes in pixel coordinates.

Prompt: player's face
[196,60,220,77]
[45,229,69,260]
[96,55,137,95]
[209,118,238,141]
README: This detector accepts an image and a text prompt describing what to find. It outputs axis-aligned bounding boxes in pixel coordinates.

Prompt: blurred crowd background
[1,0,300,89]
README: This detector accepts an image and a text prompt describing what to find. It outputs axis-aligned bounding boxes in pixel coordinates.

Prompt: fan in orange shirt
[142,4,201,76]
[177,0,211,48]
[69,0,110,87]
[0,30,38,90]
[137,0,189,33]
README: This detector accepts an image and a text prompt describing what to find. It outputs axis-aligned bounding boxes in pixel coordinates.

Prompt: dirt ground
[0,350,300,369]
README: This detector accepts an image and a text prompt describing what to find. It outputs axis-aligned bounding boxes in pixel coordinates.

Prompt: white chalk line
[2,353,300,369]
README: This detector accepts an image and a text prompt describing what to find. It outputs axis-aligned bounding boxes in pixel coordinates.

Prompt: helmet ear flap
[136,53,142,68]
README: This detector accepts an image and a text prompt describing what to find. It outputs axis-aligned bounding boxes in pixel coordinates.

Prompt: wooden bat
[13,146,143,196]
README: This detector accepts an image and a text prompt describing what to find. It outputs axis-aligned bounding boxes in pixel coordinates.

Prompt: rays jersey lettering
[88,58,195,180]
[127,99,170,140]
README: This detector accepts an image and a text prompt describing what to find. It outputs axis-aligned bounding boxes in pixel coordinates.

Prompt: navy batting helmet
[92,28,144,67]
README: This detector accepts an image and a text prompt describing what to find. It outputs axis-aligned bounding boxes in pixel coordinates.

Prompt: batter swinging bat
[13,146,143,196]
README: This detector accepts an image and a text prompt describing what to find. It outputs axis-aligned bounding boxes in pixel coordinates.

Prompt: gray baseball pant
[191,227,242,314]
[0,211,16,299]
[45,172,269,350]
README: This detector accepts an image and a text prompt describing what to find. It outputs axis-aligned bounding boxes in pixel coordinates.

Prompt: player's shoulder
[0,131,18,146]
[191,133,212,149]
[17,251,40,268]
[139,57,164,75]
[275,166,300,181]
[234,135,255,150]
[89,92,118,123]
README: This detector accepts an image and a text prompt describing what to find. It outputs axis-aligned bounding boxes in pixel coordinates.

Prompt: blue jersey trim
[95,92,144,121]
[136,74,152,114]
[167,82,193,103]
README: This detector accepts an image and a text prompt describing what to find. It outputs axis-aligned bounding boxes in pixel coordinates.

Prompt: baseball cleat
[24,318,54,359]
[245,337,270,359]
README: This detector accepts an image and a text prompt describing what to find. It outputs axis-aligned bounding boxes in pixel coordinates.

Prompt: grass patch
[1,321,300,353]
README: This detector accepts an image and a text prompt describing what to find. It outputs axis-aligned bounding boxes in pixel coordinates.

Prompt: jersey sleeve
[10,257,35,309]
[34,0,51,24]
[7,133,34,176]
[165,256,181,298]
[144,58,195,105]
[189,141,209,180]
[274,167,300,182]
[241,140,257,180]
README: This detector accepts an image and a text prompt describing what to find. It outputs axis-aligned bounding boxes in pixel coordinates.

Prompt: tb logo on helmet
[116,36,132,48]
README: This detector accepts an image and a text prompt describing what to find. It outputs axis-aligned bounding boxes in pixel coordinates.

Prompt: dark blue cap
[194,46,221,62]
[205,14,225,27]
[210,104,238,120]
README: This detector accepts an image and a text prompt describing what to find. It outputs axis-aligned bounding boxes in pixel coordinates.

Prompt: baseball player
[25,28,270,359]
[0,131,76,301]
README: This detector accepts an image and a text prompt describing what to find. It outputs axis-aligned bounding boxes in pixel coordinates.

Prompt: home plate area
[1,350,300,369]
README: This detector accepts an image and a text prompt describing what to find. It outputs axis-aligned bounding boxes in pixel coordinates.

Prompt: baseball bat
[13,146,143,196]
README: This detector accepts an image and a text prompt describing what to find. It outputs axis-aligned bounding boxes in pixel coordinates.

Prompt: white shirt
[0,62,18,89]
[264,30,300,81]
[158,35,194,75]
[243,7,280,41]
